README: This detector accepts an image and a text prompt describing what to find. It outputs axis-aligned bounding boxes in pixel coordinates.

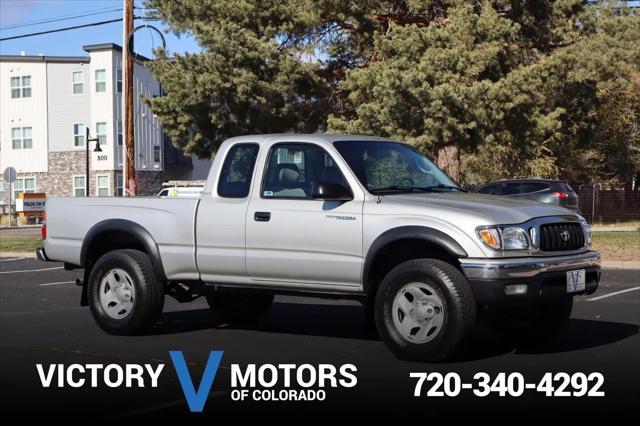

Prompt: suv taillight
[41,212,47,240]
[552,191,569,199]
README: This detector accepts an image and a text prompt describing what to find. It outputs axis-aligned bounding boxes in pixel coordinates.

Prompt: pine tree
[145,0,640,185]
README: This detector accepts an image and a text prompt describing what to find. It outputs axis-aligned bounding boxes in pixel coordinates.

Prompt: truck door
[196,143,260,283]
[245,141,364,288]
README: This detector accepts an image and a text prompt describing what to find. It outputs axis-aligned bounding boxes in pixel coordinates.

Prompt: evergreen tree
[145,0,639,185]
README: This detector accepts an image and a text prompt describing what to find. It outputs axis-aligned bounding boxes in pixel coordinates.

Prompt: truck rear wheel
[375,259,476,362]
[206,289,274,324]
[88,249,164,335]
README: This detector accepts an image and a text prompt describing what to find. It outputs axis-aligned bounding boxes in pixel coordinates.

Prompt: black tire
[206,289,274,324]
[88,249,164,335]
[375,259,476,362]
[487,298,573,341]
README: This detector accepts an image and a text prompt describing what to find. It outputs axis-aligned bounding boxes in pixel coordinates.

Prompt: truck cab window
[217,144,259,198]
[262,143,347,199]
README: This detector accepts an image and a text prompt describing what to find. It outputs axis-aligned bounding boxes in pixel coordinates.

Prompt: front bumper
[460,251,601,307]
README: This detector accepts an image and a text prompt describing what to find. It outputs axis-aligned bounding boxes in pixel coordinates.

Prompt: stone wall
[135,170,164,196]
[0,151,166,211]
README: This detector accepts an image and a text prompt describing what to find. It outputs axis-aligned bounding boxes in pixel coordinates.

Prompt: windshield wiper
[371,185,431,194]
[371,184,466,194]
[424,184,467,192]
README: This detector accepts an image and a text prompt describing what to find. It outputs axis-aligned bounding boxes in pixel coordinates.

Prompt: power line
[0,8,123,31]
[0,6,122,30]
[0,18,135,42]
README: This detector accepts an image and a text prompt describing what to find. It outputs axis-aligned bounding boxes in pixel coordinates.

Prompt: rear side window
[217,144,259,198]
[501,182,522,195]
[522,182,549,193]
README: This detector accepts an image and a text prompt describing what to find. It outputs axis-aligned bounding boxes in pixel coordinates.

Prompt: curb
[591,227,639,233]
[0,225,43,230]
[0,252,37,258]
[601,261,640,270]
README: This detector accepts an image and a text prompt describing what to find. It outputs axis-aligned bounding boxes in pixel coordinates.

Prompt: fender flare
[362,226,468,294]
[80,219,167,282]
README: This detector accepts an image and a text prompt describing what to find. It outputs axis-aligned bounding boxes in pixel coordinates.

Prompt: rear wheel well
[84,230,147,272]
[366,238,462,297]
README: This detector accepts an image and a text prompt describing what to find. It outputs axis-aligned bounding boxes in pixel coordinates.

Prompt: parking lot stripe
[0,267,63,274]
[39,281,75,287]
[586,286,640,301]
[0,257,28,262]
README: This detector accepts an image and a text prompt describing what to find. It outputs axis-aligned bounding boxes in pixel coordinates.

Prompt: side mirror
[311,182,353,201]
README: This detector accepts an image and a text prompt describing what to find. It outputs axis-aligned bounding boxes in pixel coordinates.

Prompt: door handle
[254,211,271,222]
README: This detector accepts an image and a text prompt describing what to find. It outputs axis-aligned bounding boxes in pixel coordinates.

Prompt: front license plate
[566,269,586,293]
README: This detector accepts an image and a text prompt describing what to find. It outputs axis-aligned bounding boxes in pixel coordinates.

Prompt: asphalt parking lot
[0,256,638,420]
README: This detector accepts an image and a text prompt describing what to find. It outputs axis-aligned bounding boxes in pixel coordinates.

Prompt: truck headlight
[477,226,530,250]
[501,227,529,250]
[579,217,592,246]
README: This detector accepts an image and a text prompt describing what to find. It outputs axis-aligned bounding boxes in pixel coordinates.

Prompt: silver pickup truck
[37,134,601,361]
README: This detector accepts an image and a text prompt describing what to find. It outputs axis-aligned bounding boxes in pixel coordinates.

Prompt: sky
[0,0,202,58]
[1,0,639,58]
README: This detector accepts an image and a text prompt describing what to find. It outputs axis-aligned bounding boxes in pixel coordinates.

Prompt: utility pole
[123,0,136,196]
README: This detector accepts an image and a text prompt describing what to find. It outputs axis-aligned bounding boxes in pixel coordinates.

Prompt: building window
[72,71,84,94]
[21,76,31,97]
[96,175,109,196]
[116,68,122,93]
[10,75,31,98]
[117,120,123,146]
[73,176,86,197]
[10,76,20,98]
[10,76,30,98]
[95,69,106,92]
[153,145,161,163]
[96,122,107,145]
[0,178,4,202]
[13,177,36,199]
[11,127,32,149]
[73,123,85,147]
[116,174,123,196]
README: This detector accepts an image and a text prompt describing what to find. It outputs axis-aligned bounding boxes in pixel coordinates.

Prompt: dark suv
[474,179,580,212]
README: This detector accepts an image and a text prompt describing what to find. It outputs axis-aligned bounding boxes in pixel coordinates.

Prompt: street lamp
[85,127,102,197]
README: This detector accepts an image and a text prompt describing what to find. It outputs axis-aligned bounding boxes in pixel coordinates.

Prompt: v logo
[170,351,223,412]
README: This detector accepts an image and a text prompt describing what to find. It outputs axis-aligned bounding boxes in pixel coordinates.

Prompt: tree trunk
[436,143,460,183]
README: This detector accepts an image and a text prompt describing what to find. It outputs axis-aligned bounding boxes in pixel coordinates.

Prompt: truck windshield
[333,140,461,194]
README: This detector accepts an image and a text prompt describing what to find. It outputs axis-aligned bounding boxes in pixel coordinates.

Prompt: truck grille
[539,223,584,251]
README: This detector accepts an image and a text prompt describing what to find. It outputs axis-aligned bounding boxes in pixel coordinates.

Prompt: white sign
[16,198,46,212]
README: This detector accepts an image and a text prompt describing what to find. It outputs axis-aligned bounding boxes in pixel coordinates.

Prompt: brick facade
[0,151,165,212]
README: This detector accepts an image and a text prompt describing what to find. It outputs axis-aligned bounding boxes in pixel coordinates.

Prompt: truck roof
[222,133,398,145]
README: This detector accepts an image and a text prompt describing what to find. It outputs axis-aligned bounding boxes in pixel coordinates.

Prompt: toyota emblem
[560,230,571,242]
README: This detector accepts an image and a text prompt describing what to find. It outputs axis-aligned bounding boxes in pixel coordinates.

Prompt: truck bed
[44,196,200,280]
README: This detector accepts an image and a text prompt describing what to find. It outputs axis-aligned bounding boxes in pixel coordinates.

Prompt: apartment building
[0,43,193,211]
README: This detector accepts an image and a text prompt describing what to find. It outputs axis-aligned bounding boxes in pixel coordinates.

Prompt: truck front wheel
[88,249,164,335]
[206,289,274,324]
[375,259,476,362]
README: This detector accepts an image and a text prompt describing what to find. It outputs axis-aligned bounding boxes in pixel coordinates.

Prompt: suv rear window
[522,182,550,193]
[501,182,522,195]
[477,185,498,195]
[561,182,577,194]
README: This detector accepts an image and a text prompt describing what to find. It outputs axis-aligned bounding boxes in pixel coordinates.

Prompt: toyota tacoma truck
[37,134,601,361]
